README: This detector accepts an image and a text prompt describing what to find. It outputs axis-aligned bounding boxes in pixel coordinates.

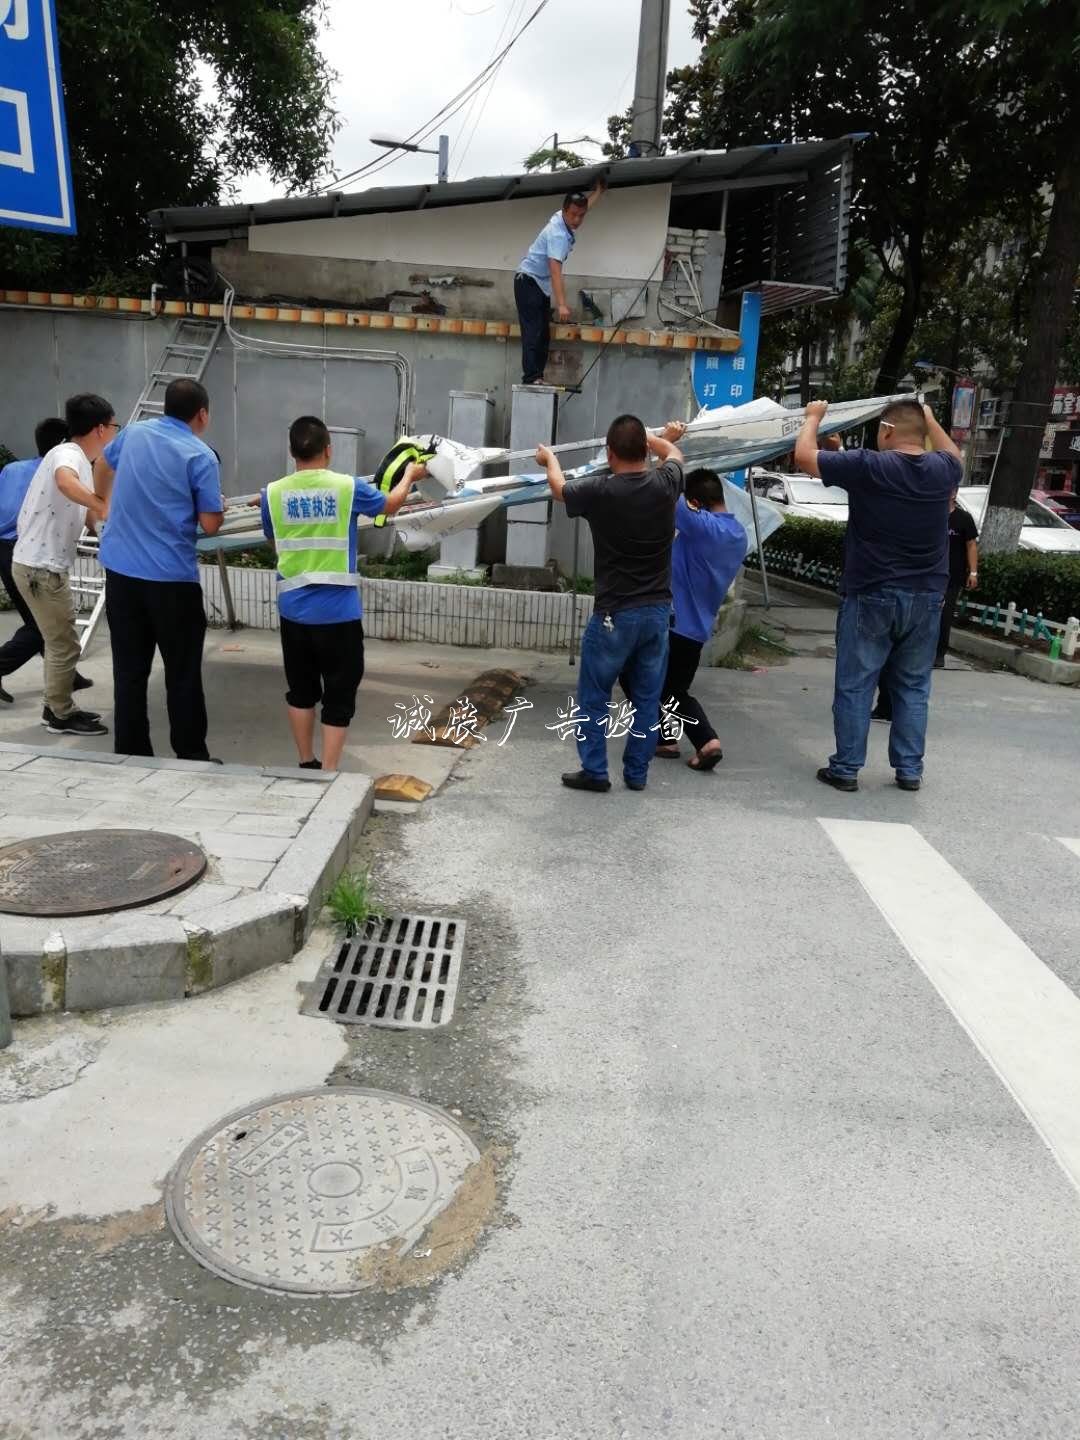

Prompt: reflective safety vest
[265,469,357,596]
[371,434,439,526]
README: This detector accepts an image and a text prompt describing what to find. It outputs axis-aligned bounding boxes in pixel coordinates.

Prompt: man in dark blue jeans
[534,414,686,792]
[794,398,962,793]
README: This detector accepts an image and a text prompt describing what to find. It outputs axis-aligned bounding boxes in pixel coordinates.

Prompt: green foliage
[762,516,846,569]
[970,552,1080,624]
[0,0,338,291]
[362,547,439,582]
[523,146,589,173]
[325,870,371,937]
[761,515,1080,622]
[659,0,1071,397]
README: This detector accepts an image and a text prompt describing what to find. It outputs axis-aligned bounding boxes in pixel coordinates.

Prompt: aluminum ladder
[76,317,223,654]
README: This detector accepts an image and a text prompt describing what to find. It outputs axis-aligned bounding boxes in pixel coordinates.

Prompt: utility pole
[551,132,558,173]
[629,0,671,157]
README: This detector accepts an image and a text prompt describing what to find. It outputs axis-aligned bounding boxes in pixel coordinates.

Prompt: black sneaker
[816,766,858,793]
[299,758,323,770]
[45,709,108,736]
[73,671,94,691]
[561,769,611,793]
[42,703,101,727]
[0,684,11,704]
[870,709,891,723]
[623,775,646,791]
[896,775,922,792]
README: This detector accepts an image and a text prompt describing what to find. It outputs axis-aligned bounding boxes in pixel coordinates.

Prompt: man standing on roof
[261,416,423,772]
[515,178,606,385]
[794,398,962,793]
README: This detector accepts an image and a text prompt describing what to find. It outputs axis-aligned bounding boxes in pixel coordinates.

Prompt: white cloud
[236,0,702,201]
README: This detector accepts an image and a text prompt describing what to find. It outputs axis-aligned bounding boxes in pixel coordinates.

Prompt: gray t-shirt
[564,458,683,614]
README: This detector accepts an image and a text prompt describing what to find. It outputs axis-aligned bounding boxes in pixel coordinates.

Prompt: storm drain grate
[303,913,466,1029]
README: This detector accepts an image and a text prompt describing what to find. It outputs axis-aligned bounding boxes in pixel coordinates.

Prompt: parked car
[748,470,849,522]
[957,486,1080,552]
[1032,488,1069,515]
[1036,490,1080,529]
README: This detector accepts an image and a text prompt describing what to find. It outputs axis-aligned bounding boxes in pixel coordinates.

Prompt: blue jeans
[830,587,943,780]
[576,604,670,784]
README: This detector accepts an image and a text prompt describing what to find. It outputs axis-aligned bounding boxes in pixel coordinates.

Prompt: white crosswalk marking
[821,818,1080,1198]
[1056,837,1080,867]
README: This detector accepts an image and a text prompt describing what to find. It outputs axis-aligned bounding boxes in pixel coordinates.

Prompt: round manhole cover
[165,1088,481,1296]
[0,829,207,917]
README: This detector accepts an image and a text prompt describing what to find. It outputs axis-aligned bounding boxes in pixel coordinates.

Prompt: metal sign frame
[0,0,75,235]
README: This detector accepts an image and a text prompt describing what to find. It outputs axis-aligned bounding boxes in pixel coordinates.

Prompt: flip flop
[688,749,723,772]
[654,747,682,759]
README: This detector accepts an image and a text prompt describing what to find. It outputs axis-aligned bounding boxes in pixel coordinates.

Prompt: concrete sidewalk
[0,612,574,789]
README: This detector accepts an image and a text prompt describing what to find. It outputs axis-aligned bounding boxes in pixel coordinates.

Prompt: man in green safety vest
[260,415,424,771]
[371,435,440,526]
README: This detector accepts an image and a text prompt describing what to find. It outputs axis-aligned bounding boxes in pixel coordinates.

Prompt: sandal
[688,748,723,772]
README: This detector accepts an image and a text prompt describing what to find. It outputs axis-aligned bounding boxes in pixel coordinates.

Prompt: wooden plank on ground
[374,774,433,803]
[411,669,525,749]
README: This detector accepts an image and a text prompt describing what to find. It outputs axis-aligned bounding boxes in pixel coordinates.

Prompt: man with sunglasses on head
[794,399,962,793]
[515,177,606,385]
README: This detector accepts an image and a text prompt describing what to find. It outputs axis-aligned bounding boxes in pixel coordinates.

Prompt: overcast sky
[237,0,703,201]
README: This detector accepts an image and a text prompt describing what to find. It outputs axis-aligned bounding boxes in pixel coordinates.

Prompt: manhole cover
[165,1088,480,1295]
[302,914,465,1029]
[0,829,207,916]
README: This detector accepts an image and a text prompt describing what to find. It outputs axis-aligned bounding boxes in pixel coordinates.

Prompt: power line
[453,0,530,178]
[450,0,525,174]
[312,0,551,194]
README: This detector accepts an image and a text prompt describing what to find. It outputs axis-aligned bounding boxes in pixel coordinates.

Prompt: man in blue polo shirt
[514,178,605,384]
[0,416,95,705]
[651,468,748,773]
[96,378,224,759]
[260,415,423,772]
[794,397,962,793]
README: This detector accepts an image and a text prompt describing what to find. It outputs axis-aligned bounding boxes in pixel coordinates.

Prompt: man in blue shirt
[0,416,94,705]
[651,468,749,772]
[96,378,224,759]
[514,179,605,384]
[260,415,423,772]
[794,398,962,793]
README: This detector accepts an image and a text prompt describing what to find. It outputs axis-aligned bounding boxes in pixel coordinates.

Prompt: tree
[523,146,589,173]
[977,0,1080,551]
[0,0,337,292]
[661,0,1037,397]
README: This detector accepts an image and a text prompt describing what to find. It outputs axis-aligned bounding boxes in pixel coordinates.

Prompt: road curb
[0,749,373,1018]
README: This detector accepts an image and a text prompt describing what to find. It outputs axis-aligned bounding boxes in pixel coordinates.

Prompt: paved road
[3,616,1080,1439]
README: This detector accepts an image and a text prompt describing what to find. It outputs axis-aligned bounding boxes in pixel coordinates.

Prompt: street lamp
[369,133,449,184]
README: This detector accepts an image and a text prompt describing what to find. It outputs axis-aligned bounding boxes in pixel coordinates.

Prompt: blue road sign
[0,0,75,235]
[691,290,763,489]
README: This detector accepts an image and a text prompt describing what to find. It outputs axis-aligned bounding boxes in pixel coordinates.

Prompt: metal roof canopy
[150,135,864,316]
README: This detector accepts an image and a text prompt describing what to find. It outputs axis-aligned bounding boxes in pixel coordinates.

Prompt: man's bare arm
[55,465,107,523]
[647,420,686,466]
[198,510,224,536]
[794,400,829,477]
[965,537,979,589]
[586,176,607,210]
[93,455,115,506]
[382,461,424,518]
[549,258,570,320]
[536,444,567,502]
[923,404,962,460]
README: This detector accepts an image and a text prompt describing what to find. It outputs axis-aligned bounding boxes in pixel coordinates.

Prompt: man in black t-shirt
[938,487,979,665]
[534,414,686,793]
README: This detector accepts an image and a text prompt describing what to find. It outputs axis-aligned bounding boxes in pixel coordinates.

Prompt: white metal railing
[743,549,1080,660]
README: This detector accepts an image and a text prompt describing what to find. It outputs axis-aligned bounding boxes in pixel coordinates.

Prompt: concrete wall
[249,186,672,282]
[0,306,694,579]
